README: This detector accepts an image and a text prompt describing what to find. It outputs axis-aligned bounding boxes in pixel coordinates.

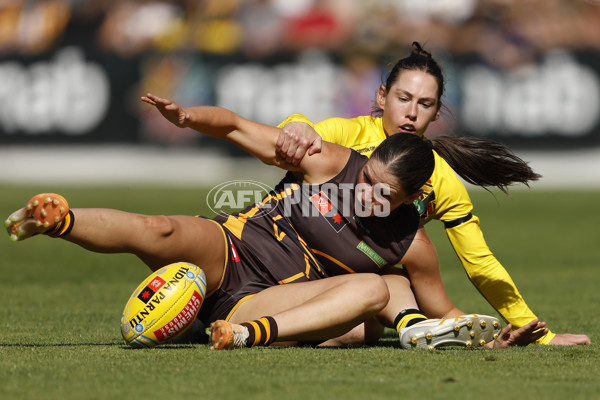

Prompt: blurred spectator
[0,0,71,55]
[237,0,283,60]
[2,0,599,59]
[97,0,183,57]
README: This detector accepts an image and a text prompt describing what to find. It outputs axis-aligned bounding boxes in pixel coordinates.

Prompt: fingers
[500,323,513,338]
[141,93,173,107]
[307,137,323,156]
[277,128,307,165]
[276,122,322,165]
[140,96,155,106]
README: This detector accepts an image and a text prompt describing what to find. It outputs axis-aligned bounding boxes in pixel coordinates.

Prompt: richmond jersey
[278,113,555,344]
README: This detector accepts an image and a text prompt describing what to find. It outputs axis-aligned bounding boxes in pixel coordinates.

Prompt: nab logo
[206,180,274,217]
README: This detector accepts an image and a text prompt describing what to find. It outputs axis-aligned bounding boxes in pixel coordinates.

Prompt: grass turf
[1,185,599,399]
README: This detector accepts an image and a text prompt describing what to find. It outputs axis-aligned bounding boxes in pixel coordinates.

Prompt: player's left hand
[141,93,190,128]
[492,319,548,348]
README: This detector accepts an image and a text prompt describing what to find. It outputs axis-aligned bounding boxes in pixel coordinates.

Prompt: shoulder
[316,116,380,132]
[299,142,353,184]
[429,151,473,221]
[277,114,314,128]
[317,116,385,156]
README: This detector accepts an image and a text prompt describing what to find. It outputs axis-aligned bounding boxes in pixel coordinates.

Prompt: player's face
[377,69,441,138]
[356,159,410,217]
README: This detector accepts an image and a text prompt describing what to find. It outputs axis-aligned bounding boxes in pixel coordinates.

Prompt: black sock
[393,309,427,332]
[45,210,75,238]
[240,316,278,347]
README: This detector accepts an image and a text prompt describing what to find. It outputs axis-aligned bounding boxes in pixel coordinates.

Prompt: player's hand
[141,93,190,128]
[276,122,322,165]
[492,319,548,348]
[548,333,591,345]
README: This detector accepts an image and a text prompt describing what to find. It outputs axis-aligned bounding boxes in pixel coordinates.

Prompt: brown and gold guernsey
[199,151,420,324]
[276,151,420,275]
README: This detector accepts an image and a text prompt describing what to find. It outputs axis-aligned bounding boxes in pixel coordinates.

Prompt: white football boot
[399,314,501,349]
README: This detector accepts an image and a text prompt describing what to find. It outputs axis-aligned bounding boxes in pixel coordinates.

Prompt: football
[120,261,207,348]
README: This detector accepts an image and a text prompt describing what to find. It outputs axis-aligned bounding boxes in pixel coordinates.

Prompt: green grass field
[1,185,599,399]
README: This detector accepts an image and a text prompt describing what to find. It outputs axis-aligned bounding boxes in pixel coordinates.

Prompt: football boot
[5,193,70,241]
[208,320,250,350]
[400,314,501,349]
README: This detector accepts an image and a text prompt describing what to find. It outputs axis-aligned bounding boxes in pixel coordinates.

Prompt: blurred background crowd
[1,0,600,151]
[3,0,600,60]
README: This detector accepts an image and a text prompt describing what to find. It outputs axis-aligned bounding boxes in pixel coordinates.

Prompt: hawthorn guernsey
[121,262,207,348]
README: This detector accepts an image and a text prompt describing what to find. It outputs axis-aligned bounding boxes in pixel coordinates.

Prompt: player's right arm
[141,94,348,184]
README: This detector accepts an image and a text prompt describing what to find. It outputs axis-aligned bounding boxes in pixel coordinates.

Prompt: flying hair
[430,136,542,193]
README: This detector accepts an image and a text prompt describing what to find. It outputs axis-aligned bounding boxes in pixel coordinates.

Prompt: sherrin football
[121,262,207,348]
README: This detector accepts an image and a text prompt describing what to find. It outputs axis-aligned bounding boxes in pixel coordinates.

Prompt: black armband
[443,212,473,229]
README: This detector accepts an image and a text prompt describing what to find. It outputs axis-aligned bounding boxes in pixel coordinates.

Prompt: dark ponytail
[430,136,541,193]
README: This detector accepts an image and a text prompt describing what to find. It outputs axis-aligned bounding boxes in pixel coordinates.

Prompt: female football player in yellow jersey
[5,96,547,350]
[275,42,589,345]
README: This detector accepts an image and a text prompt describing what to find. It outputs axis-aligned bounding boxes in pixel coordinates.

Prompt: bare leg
[319,319,385,347]
[63,208,226,292]
[229,273,390,342]
[319,271,417,346]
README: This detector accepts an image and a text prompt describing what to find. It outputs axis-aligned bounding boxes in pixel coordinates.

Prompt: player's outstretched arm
[141,93,281,164]
[141,93,350,184]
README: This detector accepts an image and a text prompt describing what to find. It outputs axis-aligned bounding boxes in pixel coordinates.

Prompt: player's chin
[399,129,425,138]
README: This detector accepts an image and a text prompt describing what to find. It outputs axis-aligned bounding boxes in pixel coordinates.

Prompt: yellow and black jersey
[278,113,555,344]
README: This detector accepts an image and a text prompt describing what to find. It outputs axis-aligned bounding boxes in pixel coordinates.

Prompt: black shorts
[197,217,328,324]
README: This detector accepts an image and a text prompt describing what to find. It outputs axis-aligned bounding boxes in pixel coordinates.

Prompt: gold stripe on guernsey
[304,255,312,279]
[259,317,271,344]
[295,235,323,275]
[277,254,313,284]
[199,219,229,298]
[277,218,324,275]
[278,273,305,285]
[247,320,261,347]
[222,184,300,240]
[311,249,356,274]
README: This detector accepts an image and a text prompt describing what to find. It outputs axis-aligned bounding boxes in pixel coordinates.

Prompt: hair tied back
[411,42,432,58]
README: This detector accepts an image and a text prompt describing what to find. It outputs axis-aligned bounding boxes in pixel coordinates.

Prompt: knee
[141,215,175,238]
[355,274,390,314]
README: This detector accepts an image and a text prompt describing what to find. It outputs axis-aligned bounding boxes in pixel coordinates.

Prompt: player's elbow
[142,215,176,239]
